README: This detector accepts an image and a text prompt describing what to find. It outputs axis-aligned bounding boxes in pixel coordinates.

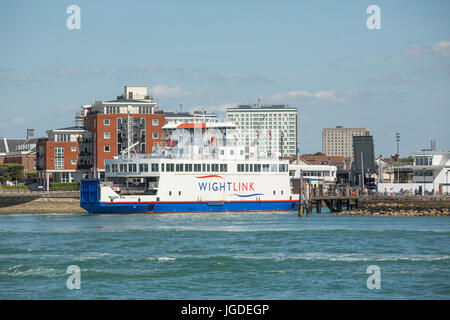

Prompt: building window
[152,119,159,126]
[54,147,64,169]
[104,146,110,152]
[71,160,76,165]
[104,119,110,126]
[71,146,76,152]
[104,132,110,139]
[152,132,159,139]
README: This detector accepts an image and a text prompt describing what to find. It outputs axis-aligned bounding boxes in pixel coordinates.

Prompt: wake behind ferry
[81,123,300,213]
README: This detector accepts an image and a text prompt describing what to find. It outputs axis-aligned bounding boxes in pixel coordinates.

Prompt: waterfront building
[226,104,298,157]
[378,150,450,194]
[352,135,375,186]
[412,150,450,194]
[36,86,165,188]
[300,155,352,184]
[76,86,165,179]
[36,126,85,188]
[322,126,370,158]
[0,129,38,174]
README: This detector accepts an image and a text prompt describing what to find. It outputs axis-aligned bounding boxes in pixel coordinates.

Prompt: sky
[0,0,449,157]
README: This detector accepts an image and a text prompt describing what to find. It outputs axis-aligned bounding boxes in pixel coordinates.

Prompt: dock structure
[293,177,361,216]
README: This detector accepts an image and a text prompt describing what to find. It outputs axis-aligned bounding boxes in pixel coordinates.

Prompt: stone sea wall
[334,197,450,217]
[0,193,86,213]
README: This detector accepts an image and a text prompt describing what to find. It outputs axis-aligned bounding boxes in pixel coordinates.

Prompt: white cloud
[148,85,192,99]
[432,41,450,57]
[57,104,79,111]
[404,40,450,57]
[12,117,25,125]
[328,59,341,68]
[190,103,239,114]
[271,89,351,103]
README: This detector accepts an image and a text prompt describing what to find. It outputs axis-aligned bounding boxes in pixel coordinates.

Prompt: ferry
[81,123,300,213]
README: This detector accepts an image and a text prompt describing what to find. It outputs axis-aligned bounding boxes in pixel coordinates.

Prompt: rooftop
[0,138,27,154]
[228,104,296,111]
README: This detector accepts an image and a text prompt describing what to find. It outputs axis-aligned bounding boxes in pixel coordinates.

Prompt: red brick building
[36,126,85,188]
[36,86,166,188]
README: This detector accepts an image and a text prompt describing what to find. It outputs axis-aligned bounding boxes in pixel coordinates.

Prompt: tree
[0,164,24,183]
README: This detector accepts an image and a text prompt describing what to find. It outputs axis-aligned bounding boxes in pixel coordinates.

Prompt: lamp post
[446,170,448,195]
[423,167,425,196]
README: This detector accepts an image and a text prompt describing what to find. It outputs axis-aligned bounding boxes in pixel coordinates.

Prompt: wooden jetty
[292,176,361,217]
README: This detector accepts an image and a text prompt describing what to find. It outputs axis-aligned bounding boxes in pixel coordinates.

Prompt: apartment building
[322,126,370,158]
[226,104,298,157]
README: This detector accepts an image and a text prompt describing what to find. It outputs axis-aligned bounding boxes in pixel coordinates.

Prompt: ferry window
[179,191,181,196]
[263,164,270,172]
[281,190,284,195]
[152,163,159,172]
[212,164,218,172]
[166,163,174,172]
[207,164,211,172]
[219,164,227,172]
[139,164,148,172]
[279,164,286,172]
[230,150,234,156]
[169,191,172,196]
[161,163,165,171]
[185,164,192,172]
[273,190,276,195]
[254,164,261,172]
[240,150,244,155]
[250,164,253,172]
[202,164,206,172]
[271,164,278,172]
[220,150,224,155]
[194,164,201,172]
[245,164,249,172]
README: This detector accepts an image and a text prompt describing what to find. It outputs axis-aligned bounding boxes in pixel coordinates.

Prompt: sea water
[0,211,449,299]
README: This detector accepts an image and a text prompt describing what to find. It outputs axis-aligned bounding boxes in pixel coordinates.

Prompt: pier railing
[0,190,80,197]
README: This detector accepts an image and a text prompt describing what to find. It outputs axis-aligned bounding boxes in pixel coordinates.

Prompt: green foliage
[25,172,37,179]
[50,182,80,190]
[301,152,326,156]
[1,185,27,189]
[0,164,24,182]
[399,156,414,162]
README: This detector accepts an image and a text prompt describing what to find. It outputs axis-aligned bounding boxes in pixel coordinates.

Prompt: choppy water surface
[0,211,449,299]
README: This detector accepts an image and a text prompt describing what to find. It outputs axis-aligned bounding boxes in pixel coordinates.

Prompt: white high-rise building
[226,104,298,157]
[322,126,370,158]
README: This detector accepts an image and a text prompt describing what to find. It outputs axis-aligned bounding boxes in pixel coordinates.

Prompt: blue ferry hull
[81,200,299,214]
[80,179,299,214]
